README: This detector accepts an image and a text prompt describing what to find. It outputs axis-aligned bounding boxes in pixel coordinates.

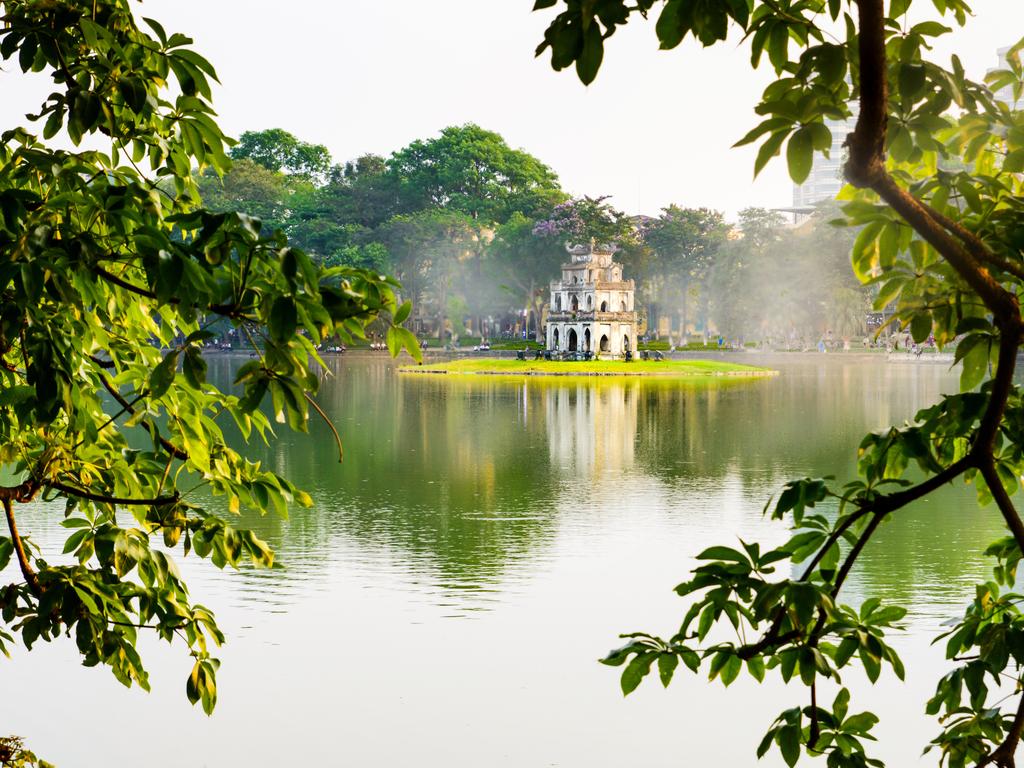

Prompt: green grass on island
[399,357,775,378]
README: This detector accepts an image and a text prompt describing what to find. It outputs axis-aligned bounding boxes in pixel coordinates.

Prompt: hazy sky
[2,1,1021,218]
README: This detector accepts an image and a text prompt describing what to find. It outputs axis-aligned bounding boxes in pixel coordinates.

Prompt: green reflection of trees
[205,355,996,614]
[206,355,560,588]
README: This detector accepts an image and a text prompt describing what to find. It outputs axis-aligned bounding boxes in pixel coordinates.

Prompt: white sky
[1,1,1021,219]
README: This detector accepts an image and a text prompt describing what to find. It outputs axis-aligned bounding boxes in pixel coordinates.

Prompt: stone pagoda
[546,242,637,356]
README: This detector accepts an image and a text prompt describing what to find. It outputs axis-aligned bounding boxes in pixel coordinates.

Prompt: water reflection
[201,354,1003,623]
[8,354,1016,767]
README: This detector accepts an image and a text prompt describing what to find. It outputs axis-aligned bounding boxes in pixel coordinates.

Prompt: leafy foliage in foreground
[533,0,1024,766]
[0,0,419,716]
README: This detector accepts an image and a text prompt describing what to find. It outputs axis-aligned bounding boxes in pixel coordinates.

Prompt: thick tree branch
[0,477,42,504]
[3,499,41,597]
[870,174,1020,320]
[976,329,1023,454]
[980,461,1024,555]
[831,511,884,597]
[846,0,1019,319]
[846,0,888,184]
[88,354,116,369]
[47,480,178,507]
[979,692,1024,767]
[922,203,1024,284]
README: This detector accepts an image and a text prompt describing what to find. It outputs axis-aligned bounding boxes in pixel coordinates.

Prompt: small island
[399,358,776,378]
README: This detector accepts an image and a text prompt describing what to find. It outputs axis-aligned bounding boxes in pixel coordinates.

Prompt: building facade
[546,243,637,356]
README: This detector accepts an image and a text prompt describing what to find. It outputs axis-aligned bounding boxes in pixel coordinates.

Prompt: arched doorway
[623,334,631,351]
[599,335,609,352]
[553,328,560,349]
[571,294,579,312]
[584,328,591,352]
[568,328,578,352]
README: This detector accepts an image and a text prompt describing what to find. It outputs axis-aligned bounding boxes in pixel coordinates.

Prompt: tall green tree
[231,128,332,182]
[320,153,401,230]
[379,209,484,341]
[0,0,419,728]
[488,212,566,341]
[534,1,1024,766]
[197,157,291,234]
[706,207,864,343]
[531,194,636,247]
[388,124,565,224]
[641,205,728,336]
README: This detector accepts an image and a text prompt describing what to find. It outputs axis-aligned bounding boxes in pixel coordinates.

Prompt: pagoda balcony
[549,279,635,291]
[547,310,637,322]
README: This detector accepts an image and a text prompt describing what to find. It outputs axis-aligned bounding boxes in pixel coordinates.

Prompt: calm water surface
[6,354,1001,766]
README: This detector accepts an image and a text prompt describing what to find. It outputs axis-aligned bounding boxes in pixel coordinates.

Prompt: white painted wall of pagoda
[545,244,638,356]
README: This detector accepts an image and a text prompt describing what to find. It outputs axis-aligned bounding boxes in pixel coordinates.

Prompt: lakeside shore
[397,358,776,378]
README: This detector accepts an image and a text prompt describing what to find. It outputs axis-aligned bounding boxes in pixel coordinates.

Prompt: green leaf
[778,724,801,767]
[910,311,932,344]
[269,296,298,343]
[754,130,790,177]
[1004,149,1024,173]
[657,652,678,686]
[183,347,207,389]
[833,687,850,721]
[394,300,412,325]
[898,63,928,102]
[786,127,815,184]
[695,545,749,563]
[576,21,604,85]
[621,651,655,695]
[960,336,989,391]
[720,654,742,686]
[0,538,13,571]
[149,351,179,398]
[746,655,765,682]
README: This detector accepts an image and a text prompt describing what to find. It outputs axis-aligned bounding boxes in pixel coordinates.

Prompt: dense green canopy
[0,0,418,736]
[531,0,1024,766]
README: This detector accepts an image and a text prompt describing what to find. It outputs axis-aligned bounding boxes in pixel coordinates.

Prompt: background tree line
[200,125,870,345]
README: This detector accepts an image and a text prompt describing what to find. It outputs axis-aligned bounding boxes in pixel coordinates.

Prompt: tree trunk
[526,277,535,340]
[437,279,447,344]
[679,278,689,342]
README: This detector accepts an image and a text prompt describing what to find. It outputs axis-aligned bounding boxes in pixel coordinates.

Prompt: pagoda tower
[545,242,637,356]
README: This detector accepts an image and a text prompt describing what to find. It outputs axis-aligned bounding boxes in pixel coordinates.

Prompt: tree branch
[980,461,1024,555]
[98,372,188,460]
[978,692,1024,767]
[921,203,1024,284]
[302,391,343,463]
[3,499,41,598]
[47,481,177,507]
[93,264,247,318]
[845,0,1019,319]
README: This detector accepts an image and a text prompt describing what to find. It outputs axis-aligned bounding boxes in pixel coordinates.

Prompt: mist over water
[3,354,1000,766]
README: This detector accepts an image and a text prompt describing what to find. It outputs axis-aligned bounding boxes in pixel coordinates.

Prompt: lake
[6,354,1001,766]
